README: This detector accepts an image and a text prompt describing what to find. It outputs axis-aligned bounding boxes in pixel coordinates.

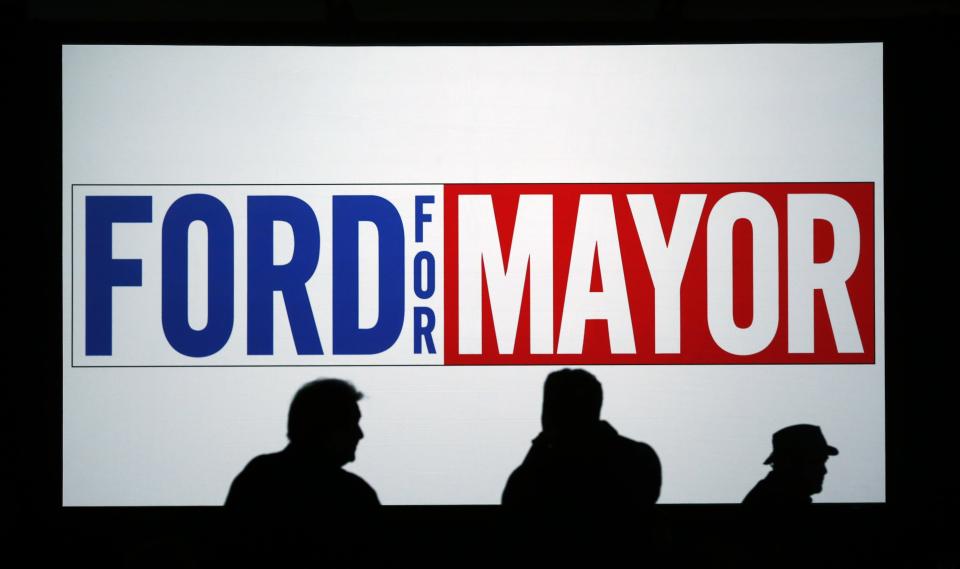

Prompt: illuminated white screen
[62,44,884,505]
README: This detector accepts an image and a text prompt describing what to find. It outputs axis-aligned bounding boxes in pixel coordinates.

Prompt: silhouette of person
[501,368,661,507]
[743,424,838,506]
[225,378,379,510]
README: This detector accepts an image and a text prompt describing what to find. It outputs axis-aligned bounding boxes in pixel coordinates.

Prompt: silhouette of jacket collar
[282,443,344,470]
[532,419,619,450]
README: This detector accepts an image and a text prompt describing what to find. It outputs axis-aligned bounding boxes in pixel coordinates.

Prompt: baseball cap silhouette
[763,424,839,465]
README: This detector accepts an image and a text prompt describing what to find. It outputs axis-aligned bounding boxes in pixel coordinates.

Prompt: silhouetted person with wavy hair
[225,378,379,510]
[743,424,838,506]
[501,368,661,508]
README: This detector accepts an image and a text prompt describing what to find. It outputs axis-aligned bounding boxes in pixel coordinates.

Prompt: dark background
[10,1,958,566]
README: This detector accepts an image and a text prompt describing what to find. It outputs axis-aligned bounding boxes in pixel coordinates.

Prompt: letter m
[458,195,553,355]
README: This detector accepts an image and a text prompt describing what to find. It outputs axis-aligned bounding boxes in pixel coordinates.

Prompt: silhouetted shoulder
[610,431,662,505]
[236,450,289,481]
[743,472,812,506]
[224,452,287,509]
[225,450,379,509]
[617,435,659,462]
[338,469,381,506]
[502,423,661,507]
[501,461,535,506]
[243,451,286,473]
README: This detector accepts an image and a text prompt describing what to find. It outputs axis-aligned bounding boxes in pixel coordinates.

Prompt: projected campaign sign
[72,183,873,366]
[63,44,884,505]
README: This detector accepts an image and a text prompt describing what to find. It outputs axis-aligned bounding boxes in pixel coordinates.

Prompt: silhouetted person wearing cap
[225,379,379,510]
[743,424,838,506]
[501,368,661,507]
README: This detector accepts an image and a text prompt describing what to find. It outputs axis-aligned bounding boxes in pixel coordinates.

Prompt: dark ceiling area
[22,0,960,23]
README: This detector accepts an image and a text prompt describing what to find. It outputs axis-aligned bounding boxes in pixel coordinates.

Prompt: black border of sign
[30,23,960,569]
[69,182,880,368]
[16,9,960,566]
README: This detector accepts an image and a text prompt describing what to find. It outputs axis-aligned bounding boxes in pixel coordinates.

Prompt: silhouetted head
[765,424,838,495]
[287,379,364,467]
[541,369,603,437]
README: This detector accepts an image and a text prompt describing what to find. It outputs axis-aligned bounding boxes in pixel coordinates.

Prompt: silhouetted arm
[501,467,526,506]
[224,467,250,508]
[349,474,381,507]
[628,441,661,505]
[646,444,662,504]
[224,456,271,509]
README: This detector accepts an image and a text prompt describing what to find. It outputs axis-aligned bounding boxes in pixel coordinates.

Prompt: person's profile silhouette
[743,424,838,506]
[501,368,661,507]
[225,378,379,510]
